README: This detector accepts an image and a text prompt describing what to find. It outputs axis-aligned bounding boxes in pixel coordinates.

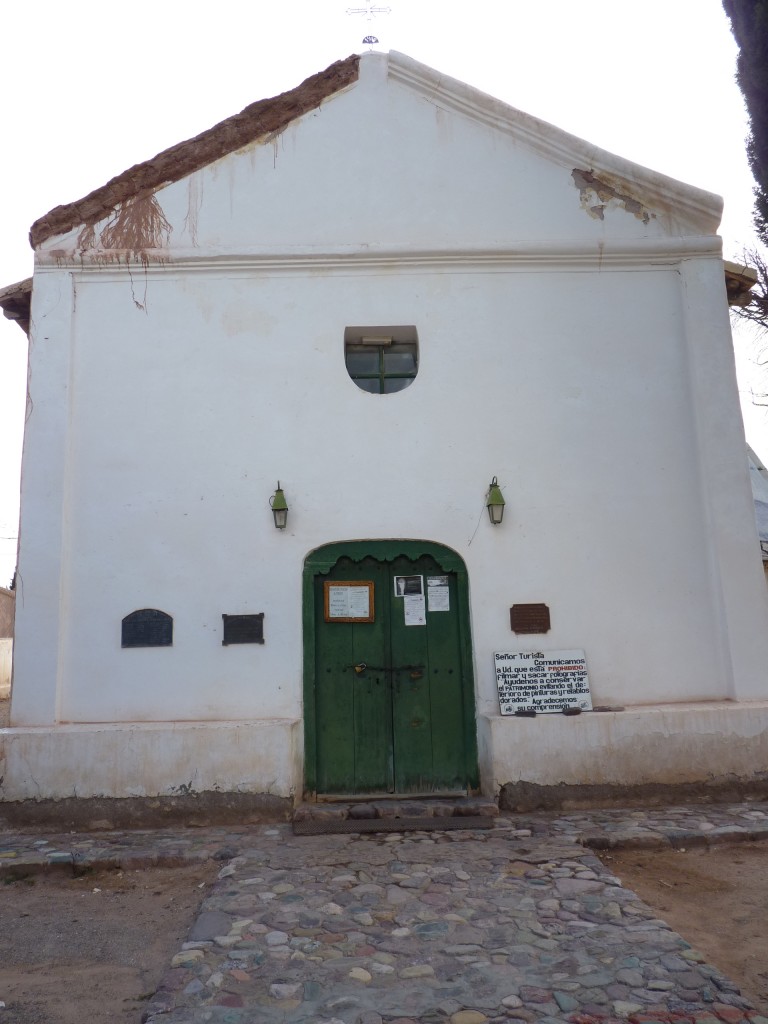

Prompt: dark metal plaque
[510,603,551,634]
[222,613,264,645]
[121,609,173,648]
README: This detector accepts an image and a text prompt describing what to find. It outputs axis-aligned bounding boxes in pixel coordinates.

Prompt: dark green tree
[723,0,768,243]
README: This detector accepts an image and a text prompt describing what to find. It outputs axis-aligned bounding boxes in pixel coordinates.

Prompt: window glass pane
[345,347,380,375]
[344,329,418,395]
[383,377,414,394]
[383,344,417,373]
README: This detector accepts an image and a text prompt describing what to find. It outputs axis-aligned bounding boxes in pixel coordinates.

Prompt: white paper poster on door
[404,594,427,626]
[427,575,450,612]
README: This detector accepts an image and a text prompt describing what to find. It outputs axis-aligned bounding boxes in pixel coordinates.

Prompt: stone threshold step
[293,815,495,835]
[293,795,499,824]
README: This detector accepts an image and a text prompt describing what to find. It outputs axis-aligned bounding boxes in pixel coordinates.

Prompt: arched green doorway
[303,540,479,798]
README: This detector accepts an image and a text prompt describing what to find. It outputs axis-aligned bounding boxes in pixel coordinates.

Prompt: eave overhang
[724,260,759,307]
[0,279,32,336]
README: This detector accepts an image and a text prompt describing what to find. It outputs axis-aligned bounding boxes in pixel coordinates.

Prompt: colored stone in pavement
[400,965,434,978]
[171,949,204,967]
[349,968,372,982]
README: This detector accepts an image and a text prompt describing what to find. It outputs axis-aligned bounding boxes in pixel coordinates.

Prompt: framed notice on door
[324,581,375,623]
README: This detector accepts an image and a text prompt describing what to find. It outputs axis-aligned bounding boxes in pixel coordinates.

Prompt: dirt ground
[0,696,9,728]
[602,843,768,1015]
[0,862,216,1024]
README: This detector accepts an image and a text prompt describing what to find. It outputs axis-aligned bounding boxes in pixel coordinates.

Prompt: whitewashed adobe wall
[0,587,13,697]
[4,52,768,801]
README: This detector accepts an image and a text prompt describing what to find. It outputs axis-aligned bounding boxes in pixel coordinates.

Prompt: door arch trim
[302,539,478,798]
[305,539,468,576]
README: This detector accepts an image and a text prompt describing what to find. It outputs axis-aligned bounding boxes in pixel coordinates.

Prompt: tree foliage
[723,0,768,244]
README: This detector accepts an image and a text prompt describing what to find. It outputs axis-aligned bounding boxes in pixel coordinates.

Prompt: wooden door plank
[314,572,356,793]
[425,568,470,789]
[315,557,392,794]
[351,560,393,792]
[390,555,434,791]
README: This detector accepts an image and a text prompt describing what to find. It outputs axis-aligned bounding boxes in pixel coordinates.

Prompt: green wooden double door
[304,543,479,797]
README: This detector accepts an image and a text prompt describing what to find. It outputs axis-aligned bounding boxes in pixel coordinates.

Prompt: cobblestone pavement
[1,802,768,1024]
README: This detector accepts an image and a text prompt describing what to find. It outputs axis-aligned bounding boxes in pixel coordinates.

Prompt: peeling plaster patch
[571,168,655,225]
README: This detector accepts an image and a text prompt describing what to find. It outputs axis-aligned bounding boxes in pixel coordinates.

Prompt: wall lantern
[486,476,505,525]
[270,482,289,530]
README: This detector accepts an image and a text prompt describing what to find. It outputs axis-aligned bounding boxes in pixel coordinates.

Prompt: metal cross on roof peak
[347,1,391,50]
[347,1,391,20]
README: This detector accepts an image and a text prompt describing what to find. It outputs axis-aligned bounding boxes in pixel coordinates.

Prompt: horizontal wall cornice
[35,236,723,277]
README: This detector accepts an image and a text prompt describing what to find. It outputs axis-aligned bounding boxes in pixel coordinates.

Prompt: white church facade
[2,51,768,809]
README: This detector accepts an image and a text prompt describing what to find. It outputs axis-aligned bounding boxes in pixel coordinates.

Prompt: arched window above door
[344,326,419,394]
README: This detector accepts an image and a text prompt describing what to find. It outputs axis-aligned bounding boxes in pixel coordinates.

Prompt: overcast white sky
[1,0,767,587]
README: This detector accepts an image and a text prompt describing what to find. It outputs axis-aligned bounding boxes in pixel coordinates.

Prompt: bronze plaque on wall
[510,603,551,634]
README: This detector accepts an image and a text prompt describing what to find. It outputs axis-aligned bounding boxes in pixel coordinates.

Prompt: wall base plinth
[0,719,300,806]
[481,701,768,810]
[5,705,768,822]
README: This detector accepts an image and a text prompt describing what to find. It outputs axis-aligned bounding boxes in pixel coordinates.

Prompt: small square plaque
[510,603,551,634]
[222,613,265,645]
